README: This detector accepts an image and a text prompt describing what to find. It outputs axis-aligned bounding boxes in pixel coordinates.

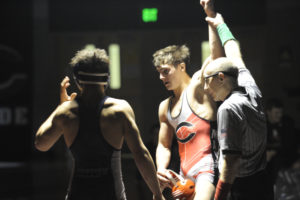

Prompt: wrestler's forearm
[156,144,171,170]
[35,106,62,151]
[208,6,224,60]
[200,0,224,59]
[134,148,163,198]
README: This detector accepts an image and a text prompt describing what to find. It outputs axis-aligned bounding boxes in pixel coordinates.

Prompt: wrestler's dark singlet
[66,97,126,200]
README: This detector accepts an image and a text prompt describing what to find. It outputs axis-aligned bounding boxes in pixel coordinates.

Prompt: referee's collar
[225,87,245,100]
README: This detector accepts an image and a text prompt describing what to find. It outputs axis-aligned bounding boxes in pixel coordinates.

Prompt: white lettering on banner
[0,107,28,126]
[0,107,12,125]
[15,107,28,125]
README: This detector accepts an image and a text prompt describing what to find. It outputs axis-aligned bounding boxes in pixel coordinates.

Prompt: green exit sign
[142,8,158,23]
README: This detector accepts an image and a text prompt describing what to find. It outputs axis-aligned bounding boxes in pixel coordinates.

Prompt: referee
[202,12,274,200]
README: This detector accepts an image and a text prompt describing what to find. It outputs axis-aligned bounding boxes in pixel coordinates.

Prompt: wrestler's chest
[170,100,183,118]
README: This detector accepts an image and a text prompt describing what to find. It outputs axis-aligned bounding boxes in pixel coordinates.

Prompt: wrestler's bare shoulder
[102,97,133,118]
[191,70,202,83]
[157,97,173,122]
[159,97,172,112]
[56,100,79,119]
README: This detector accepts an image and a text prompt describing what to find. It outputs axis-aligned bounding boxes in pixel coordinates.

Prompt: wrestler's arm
[156,100,174,188]
[192,0,225,86]
[35,76,77,151]
[201,0,225,60]
[35,105,65,151]
[121,101,163,200]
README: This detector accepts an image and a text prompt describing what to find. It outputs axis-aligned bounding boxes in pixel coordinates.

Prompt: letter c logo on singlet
[175,121,196,143]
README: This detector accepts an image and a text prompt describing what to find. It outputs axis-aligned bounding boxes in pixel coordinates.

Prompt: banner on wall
[0,44,31,161]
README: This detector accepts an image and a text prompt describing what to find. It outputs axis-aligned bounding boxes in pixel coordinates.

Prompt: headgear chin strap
[74,71,109,87]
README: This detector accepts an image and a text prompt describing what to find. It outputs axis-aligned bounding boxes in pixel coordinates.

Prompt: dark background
[0,0,299,199]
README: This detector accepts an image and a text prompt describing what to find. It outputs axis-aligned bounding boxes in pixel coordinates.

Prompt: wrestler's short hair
[70,48,109,73]
[152,45,190,68]
[70,48,110,85]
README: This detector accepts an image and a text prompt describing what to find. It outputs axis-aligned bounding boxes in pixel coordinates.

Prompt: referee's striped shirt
[217,68,267,177]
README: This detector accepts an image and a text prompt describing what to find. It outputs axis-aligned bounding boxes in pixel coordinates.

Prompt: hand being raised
[60,76,77,104]
[200,0,216,17]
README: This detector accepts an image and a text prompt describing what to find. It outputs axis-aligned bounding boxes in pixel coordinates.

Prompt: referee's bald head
[204,57,239,80]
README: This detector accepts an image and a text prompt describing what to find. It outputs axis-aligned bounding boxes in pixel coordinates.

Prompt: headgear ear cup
[172,179,195,200]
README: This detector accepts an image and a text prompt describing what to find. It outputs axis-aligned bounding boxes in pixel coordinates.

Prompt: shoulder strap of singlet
[96,96,121,151]
[182,89,190,112]
[167,97,173,121]
[167,89,190,121]
[72,96,118,150]
[97,96,109,116]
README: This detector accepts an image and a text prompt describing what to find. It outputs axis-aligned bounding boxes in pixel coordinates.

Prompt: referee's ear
[218,72,225,81]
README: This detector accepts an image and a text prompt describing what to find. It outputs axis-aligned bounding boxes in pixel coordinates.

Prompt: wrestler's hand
[157,168,173,190]
[60,76,77,104]
[205,13,225,29]
[167,169,184,183]
[200,0,216,17]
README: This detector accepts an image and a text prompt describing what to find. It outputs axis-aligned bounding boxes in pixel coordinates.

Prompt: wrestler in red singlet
[167,89,218,183]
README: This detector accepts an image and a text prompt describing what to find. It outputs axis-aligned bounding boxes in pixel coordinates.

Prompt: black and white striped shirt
[217,68,267,177]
